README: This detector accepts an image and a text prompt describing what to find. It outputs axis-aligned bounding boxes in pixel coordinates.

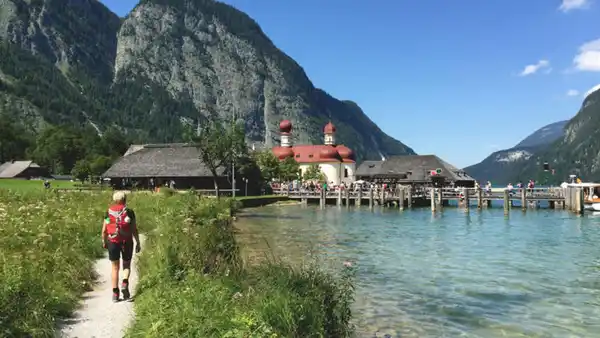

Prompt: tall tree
[30,125,86,174]
[279,156,301,182]
[252,150,281,182]
[0,112,33,163]
[188,118,246,198]
[303,164,325,182]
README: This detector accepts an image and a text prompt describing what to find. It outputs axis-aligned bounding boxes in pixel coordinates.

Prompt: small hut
[355,155,475,187]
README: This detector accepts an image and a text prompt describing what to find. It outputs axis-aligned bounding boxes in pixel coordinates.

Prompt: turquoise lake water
[236,205,600,338]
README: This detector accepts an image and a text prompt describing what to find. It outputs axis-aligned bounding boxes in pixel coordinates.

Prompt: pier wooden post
[320,189,325,209]
[381,190,386,207]
[357,189,362,206]
[407,187,413,208]
[521,188,527,211]
[369,187,374,209]
[398,187,405,210]
[477,188,482,209]
[345,189,350,207]
[337,189,342,206]
[437,188,443,206]
[576,187,584,215]
[430,188,436,212]
[464,188,470,212]
[503,189,510,214]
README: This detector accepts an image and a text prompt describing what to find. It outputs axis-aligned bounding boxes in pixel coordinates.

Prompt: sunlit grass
[0,179,78,191]
[0,190,355,337]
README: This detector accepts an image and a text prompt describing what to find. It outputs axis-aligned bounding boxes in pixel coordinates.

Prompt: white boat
[571,183,600,211]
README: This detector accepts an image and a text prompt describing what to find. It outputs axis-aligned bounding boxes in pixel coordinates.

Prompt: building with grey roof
[355,155,475,187]
[103,143,259,193]
[0,161,49,179]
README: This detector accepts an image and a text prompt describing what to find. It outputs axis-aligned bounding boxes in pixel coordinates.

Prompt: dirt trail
[58,236,144,338]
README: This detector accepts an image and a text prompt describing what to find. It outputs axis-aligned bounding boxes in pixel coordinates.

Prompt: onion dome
[324,121,336,134]
[272,146,294,160]
[320,146,339,160]
[336,145,355,160]
[279,120,292,133]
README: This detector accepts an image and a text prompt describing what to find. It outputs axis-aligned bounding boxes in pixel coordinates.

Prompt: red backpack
[106,204,132,243]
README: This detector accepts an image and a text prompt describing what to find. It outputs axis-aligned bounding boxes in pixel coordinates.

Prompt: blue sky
[100,0,600,168]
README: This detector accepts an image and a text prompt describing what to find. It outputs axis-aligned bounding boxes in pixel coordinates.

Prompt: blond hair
[112,191,127,204]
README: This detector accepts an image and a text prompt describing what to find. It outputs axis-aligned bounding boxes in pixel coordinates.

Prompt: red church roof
[272,119,355,163]
[272,145,355,163]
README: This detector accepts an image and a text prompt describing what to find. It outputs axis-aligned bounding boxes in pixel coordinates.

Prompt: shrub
[0,190,108,337]
[128,196,356,337]
[0,190,175,337]
[0,190,355,337]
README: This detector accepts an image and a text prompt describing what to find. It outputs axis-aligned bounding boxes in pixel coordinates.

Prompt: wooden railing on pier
[274,186,586,214]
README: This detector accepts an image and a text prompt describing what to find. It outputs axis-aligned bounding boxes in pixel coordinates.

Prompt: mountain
[513,120,569,148]
[0,0,415,162]
[516,86,600,184]
[464,120,568,184]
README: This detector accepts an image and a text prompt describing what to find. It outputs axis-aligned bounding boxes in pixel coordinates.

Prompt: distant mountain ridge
[514,120,569,148]
[464,120,568,184]
[0,0,415,162]
[516,87,600,183]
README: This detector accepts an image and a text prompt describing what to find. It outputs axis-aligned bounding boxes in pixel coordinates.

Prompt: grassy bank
[0,190,355,337]
[128,195,356,337]
[0,190,110,336]
[0,178,78,190]
[0,190,178,337]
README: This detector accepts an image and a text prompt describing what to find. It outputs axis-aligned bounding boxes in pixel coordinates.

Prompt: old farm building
[0,161,49,179]
[355,155,476,187]
[103,144,236,191]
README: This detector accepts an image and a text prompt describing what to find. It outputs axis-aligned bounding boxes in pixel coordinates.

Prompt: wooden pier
[274,186,587,215]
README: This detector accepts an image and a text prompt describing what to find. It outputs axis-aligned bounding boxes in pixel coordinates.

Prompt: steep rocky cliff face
[517,88,600,183]
[464,120,568,184]
[0,0,415,161]
[0,0,120,83]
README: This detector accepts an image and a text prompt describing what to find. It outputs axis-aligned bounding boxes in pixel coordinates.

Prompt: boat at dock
[574,183,600,211]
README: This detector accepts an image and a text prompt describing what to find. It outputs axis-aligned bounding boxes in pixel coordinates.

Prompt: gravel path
[58,236,144,338]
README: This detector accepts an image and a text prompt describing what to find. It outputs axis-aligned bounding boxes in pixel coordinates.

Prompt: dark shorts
[106,239,134,261]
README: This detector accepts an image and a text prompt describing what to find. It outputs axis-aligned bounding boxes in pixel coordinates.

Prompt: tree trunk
[212,173,220,199]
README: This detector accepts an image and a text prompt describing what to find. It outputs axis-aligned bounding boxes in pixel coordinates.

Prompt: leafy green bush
[0,190,355,337]
[129,196,356,337]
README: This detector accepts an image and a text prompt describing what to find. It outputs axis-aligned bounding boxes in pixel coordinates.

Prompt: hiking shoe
[112,290,119,302]
[121,282,130,300]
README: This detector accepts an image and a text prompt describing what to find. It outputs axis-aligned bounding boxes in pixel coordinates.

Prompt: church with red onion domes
[272,119,356,185]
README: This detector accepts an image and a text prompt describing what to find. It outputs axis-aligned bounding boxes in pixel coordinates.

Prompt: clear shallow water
[236,205,600,338]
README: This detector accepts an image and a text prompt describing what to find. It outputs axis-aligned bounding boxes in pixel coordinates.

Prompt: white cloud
[566,89,580,96]
[559,0,590,12]
[573,38,600,71]
[519,60,550,76]
[584,84,600,97]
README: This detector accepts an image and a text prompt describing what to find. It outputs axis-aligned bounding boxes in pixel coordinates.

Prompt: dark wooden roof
[355,155,475,182]
[103,144,226,178]
[0,161,44,178]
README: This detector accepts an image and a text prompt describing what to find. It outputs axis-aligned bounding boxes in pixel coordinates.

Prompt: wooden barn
[103,143,253,193]
[0,161,50,179]
[355,155,476,187]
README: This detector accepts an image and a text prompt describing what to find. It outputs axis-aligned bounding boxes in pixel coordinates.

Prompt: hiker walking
[102,191,141,302]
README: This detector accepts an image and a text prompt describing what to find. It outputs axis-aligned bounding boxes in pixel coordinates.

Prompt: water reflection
[236,206,600,337]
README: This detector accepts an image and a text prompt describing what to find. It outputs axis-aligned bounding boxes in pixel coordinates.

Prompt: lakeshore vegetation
[0,189,356,337]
